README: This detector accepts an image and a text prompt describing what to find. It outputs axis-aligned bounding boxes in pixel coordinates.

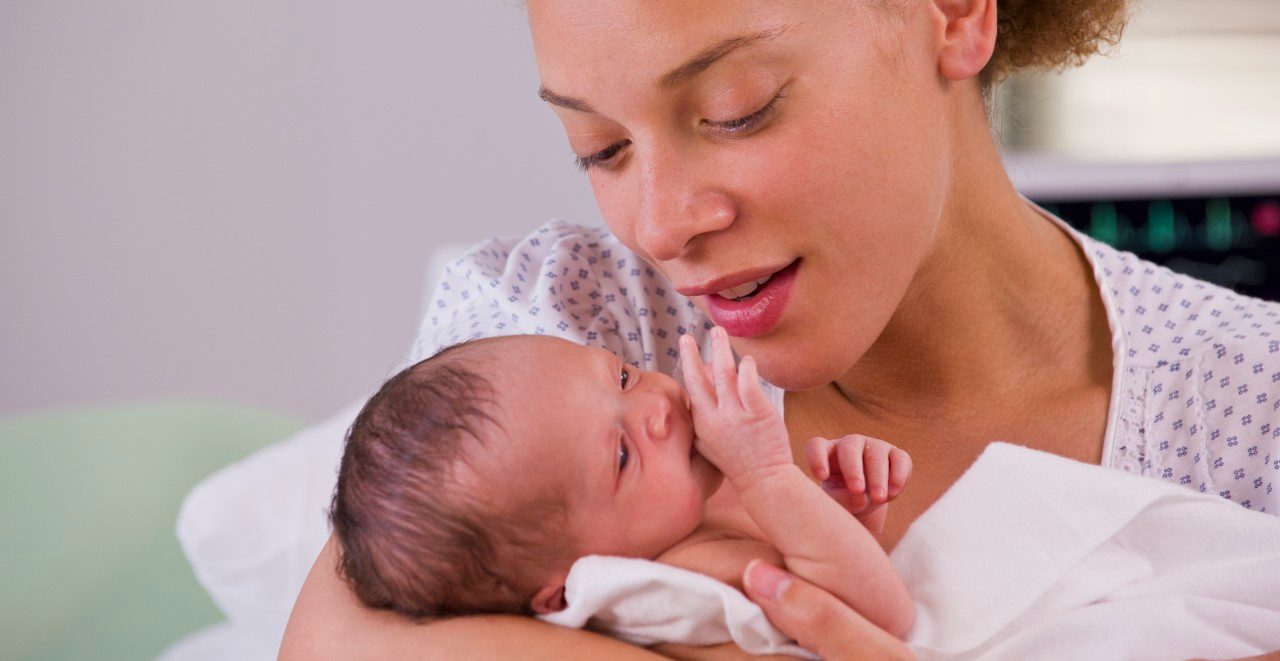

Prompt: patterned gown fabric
[412,209,1280,515]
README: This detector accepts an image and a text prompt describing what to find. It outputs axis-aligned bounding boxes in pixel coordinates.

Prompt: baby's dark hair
[329,338,576,618]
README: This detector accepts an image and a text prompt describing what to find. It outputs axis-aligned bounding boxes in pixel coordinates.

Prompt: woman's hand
[742,559,915,661]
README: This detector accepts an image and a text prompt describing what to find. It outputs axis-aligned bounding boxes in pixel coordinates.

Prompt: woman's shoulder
[1087,238,1280,512]
[411,219,712,374]
[1083,236,1280,374]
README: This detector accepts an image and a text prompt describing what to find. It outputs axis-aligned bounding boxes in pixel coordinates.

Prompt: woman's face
[528,0,954,391]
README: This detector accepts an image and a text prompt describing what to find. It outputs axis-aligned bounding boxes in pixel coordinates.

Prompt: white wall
[999,0,1280,160]
[1,1,600,419]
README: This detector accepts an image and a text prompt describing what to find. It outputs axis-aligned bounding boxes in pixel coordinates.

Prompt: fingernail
[872,486,886,501]
[745,559,791,602]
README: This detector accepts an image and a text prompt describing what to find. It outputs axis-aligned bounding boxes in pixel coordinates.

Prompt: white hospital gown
[411,209,1280,515]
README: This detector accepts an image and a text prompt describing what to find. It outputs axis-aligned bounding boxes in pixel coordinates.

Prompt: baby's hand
[679,328,792,487]
[805,435,912,522]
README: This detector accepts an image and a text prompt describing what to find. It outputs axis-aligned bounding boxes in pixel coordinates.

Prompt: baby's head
[330,334,723,618]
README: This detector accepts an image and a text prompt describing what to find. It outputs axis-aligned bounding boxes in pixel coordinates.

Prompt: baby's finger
[736,356,774,413]
[888,448,913,499]
[863,439,892,504]
[834,435,866,495]
[854,503,887,534]
[708,327,741,408]
[804,437,833,481]
[823,483,870,516]
[679,334,716,408]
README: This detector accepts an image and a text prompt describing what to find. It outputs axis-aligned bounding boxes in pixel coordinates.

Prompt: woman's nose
[634,151,737,262]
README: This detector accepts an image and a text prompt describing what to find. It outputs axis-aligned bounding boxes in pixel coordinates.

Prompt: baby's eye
[619,366,630,389]
[618,442,630,471]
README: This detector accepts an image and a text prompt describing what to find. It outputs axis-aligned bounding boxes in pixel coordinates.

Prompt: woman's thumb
[743,560,913,661]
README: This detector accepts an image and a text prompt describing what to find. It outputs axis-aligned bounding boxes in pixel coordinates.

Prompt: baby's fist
[805,435,912,517]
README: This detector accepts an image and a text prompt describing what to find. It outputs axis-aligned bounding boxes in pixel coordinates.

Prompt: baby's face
[474,336,723,560]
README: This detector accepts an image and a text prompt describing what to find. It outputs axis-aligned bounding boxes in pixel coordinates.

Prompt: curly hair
[981,0,1131,87]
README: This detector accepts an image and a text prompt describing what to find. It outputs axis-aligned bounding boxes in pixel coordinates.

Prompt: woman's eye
[575,140,630,172]
[705,89,787,134]
[619,366,630,389]
[618,442,630,471]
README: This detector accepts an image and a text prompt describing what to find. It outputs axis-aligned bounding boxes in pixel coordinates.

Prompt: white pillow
[176,400,358,647]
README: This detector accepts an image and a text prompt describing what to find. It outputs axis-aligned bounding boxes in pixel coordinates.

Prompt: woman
[282,1,1280,658]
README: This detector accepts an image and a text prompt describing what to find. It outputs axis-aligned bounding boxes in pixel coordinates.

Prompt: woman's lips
[703,259,799,338]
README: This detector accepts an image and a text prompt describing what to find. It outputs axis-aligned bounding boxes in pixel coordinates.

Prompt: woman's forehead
[527,1,806,79]
[525,1,880,109]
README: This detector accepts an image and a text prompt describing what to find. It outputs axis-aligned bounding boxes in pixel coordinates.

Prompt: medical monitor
[1007,156,1280,302]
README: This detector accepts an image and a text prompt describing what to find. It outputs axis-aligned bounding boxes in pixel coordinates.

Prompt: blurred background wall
[1,1,599,420]
[2,0,1278,420]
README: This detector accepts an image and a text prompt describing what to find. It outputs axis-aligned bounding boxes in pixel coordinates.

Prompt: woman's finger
[743,560,913,661]
[679,334,716,408]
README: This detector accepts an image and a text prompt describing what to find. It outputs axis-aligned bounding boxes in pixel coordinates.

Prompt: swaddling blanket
[541,443,1280,658]
[540,555,817,658]
[897,442,1280,659]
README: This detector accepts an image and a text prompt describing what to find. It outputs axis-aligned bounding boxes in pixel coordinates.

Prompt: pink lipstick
[702,259,799,338]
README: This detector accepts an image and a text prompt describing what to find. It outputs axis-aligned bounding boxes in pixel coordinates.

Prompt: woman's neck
[832,101,1110,428]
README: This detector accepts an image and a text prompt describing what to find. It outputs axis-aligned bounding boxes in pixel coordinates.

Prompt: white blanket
[542,443,1280,659]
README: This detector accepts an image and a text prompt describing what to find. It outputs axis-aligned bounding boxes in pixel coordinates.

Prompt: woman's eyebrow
[658,27,785,90]
[537,26,787,114]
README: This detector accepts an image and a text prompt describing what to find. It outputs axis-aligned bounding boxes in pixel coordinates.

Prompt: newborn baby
[329,327,915,639]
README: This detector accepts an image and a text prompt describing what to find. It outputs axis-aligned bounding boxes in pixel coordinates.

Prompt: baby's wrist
[726,462,801,498]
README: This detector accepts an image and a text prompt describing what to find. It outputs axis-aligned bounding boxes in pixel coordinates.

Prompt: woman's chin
[755,352,847,392]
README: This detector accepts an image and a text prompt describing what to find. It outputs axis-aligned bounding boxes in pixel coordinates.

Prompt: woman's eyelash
[574,89,787,172]
[706,89,786,133]
[575,140,629,172]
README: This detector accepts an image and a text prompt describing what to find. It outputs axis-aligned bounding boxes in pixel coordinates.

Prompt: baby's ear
[530,579,568,615]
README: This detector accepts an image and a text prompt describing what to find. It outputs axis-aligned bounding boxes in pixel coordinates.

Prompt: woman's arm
[279,536,667,660]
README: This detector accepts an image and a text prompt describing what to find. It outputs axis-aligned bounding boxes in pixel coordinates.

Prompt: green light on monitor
[1205,198,1233,251]
[1090,202,1119,246]
[1147,200,1176,253]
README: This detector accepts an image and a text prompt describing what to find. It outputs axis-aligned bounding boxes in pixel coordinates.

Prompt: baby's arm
[679,330,914,639]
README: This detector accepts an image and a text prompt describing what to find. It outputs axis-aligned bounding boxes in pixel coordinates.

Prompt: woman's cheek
[591,174,650,264]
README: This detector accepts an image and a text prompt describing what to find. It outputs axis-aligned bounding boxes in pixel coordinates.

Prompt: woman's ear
[531,575,569,615]
[931,0,998,82]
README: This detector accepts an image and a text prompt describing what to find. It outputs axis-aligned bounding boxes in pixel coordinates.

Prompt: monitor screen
[1007,156,1280,302]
